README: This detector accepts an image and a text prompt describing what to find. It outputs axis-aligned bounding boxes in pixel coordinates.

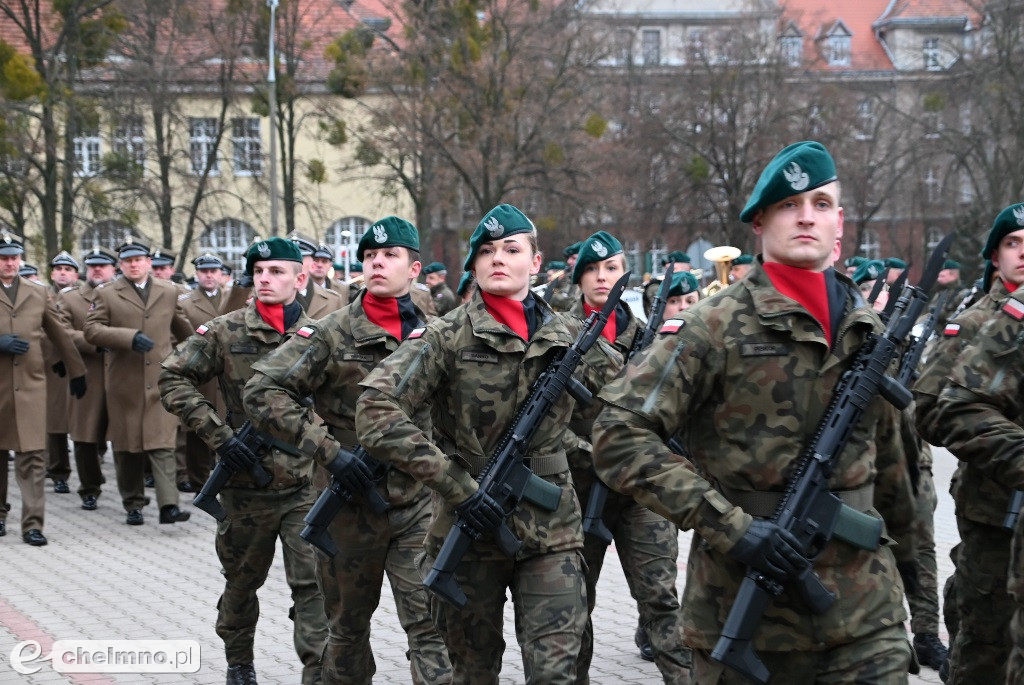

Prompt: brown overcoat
[44,283,75,433]
[57,282,108,443]
[177,288,224,411]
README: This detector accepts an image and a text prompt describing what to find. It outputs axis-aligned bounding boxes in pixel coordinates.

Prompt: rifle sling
[717,483,874,518]
[228,417,303,458]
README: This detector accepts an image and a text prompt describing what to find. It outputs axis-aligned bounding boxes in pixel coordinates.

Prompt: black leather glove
[216,437,259,474]
[236,274,254,289]
[52,361,66,377]
[728,519,807,583]
[69,376,87,399]
[455,489,504,532]
[326,447,374,492]
[131,331,155,353]
[0,334,29,355]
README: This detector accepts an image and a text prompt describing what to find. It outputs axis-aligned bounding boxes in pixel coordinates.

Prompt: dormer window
[923,37,942,70]
[823,20,852,67]
[779,22,803,66]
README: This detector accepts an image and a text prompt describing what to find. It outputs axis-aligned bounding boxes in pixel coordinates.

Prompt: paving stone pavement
[0,446,956,684]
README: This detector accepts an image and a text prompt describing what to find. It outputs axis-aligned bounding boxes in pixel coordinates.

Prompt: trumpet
[702,246,740,297]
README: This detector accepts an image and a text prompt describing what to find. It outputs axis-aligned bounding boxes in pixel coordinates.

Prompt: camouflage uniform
[593,261,915,682]
[548,277,579,313]
[158,303,326,683]
[242,291,449,685]
[932,283,1021,685]
[356,291,608,685]
[567,298,688,684]
[430,281,459,317]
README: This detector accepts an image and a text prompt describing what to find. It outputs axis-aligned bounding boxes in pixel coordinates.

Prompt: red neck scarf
[481,291,529,340]
[362,291,402,339]
[583,301,617,343]
[1003,278,1019,294]
[255,300,285,334]
[763,261,831,344]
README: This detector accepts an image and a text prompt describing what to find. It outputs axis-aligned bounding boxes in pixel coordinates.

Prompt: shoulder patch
[1003,299,1024,321]
[297,325,316,338]
[196,324,209,335]
[60,285,75,294]
[178,293,193,302]
[659,319,685,334]
[415,282,430,292]
[943,323,961,337]
[407,326,426,339]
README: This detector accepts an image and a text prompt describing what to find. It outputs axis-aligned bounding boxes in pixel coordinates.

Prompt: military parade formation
[2,139,1023,684]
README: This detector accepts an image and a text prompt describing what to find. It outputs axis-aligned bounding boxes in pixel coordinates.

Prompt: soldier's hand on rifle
[455,489,504,532]
[326,447,374,492]
[0,334,29,355]
[131,331,155,353]
[728,519,807,583]
[216,437,259,474]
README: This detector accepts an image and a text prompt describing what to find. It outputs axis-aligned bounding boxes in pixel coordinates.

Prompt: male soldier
[150,247,179,283]
[844,255,866,278]
[44,251,81,495]
[593,141,916,682]
[729,253,753,282]
[933,259,965,329]
[422,261,458,316]
[0,232,86,544]
[548,241,582,312]
[18,264,40,282]
[289,232,348,316]
[922,204,1024,685]
[160,237,327,685]
[243,217,451,685]
[884,257,907,285]
[57,248,117,511]
[84,238,194,526]
[309,242,335,290]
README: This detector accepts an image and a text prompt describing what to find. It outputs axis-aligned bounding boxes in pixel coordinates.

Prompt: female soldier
[662,270,701,320]
[356,204,605,685]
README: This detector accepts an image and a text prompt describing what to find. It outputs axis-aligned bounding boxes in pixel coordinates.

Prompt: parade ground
[0,447,955,684]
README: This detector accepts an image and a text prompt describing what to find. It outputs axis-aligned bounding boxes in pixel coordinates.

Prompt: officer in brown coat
[84,239,194,526]
[43,251,81,495]
[289,232,348,317]
[0,232,87,544]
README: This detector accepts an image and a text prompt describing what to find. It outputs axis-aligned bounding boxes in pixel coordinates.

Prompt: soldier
[661,270,701,320]
[592,141,916,682]
[150,247,179,283]
[160,237,327,685]
[243,217,451,685]
[844,255,866,277]
[423,261,458,316]
[643,252,692,314]
[44,251,81,495]
[884,257,907,286]
[57,248,117,511]
[84,238,194,526]
[923,204,1024,685]
[356,204,610,685]
[289,231,349,316]
[548,241,582,312]
[729,253,754,282]
[309,242,336,290]
[567,231,689,684]
[0,232,87,544]
[933,259,965,329]
[18,264,40,282]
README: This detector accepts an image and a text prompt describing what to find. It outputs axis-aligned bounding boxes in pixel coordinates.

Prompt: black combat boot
[226,662,258,685]
[634,623,655,662]
[913,632,949,671]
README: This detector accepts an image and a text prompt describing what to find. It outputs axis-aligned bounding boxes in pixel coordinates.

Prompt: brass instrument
[532,269,566,297]
[702,246,740,297]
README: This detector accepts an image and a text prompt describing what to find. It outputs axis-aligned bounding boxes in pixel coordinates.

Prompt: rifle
[710,233,954,685]
[583,263,675,544]
[424,271,631,607]
[950,280,982,320]
[865,270,888,306]
[878,270,909,324]
[300,445,391,556]
[895,289,950,389]
[193,420,276,521]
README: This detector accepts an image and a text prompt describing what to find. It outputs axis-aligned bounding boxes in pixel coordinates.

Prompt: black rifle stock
[583,264,675,544]
[300,445,391,556]
[896,289,950,389]
[710,233,953,684]
[193,420,275,522]
[424,272,631,607]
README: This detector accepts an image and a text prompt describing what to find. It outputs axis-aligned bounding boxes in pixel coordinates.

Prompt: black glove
[455,489,504,533]
[52,361,66,377]
[728,519,807,583]
[216,437,259,474]
[236,274,254,289]
[131,331,155,353]
[326,447,374,493]
[69,376,87,399]
[0,334,29,355]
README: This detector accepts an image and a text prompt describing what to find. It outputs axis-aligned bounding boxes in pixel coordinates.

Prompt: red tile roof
[875,0,979,23]
[780,0,894,70]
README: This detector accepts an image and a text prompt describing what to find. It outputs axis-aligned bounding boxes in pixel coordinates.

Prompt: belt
[527,450,569,476]
[717,483,875,518]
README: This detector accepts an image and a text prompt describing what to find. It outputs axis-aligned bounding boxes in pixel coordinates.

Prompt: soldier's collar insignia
[297,325,316,338]
[659,319,685,334]
[1002,299,1024,320]
[943,323,961,336]
[407,326,426,339]
[196,324,209,335]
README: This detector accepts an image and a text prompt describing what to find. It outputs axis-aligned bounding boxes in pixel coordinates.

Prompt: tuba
[702,246,740,297]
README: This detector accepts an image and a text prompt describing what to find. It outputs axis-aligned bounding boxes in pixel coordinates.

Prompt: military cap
[981,202,1024,258]
[192,252,224,271]
[285,231,317,257]
[851,259,886,285]
[350,261,363,273]
[740,141,838,223]
[543,261,565,272]
[844,256,866,269]
[982,260,996,293]
[50,250,80,271]
[0,230,25,256]
[423,261,448,275]
[18,264,38,278]
[313,242,333,260]
[117,237,151,260]
[883,257,907,270]
[245,236,303,276]
[733,254,753,266]
[221,264,233,276]
[457,271,474,296]
[661,251,691,266]
[357,217,420,262]
[667,270,700,297]
[464,204,535,271]
[563,241,583,258]
[150,247,176,267]
[82,247,117,266]
[943,259,961,270]
[572,230,624,284]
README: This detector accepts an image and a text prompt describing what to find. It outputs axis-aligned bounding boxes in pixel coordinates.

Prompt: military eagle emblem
[484,217,504,238]
[592,242,608,258]
[784,162,810,191]
[1014,205,1024,227]
[257,242,271,258]
[373,226,388,243]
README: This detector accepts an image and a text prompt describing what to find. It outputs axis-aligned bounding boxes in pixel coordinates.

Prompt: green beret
[667,270,700,297]
[884,257,907,269]
[733,254,753,266]
[981,202,1024,258]
[563,241,582,258]
[357,216,420,261]
[350,261,363,273]
[546,260,567,271]
[740,141,837,223]
[245,237,303,276]
[844,256,866,268]
[423,261,447,275]
[457,271,474,296]
[464,204,536,271]
[851,259,886,285]
[661,251,691,266]
[943,259,961,270]
[572,230,624,284]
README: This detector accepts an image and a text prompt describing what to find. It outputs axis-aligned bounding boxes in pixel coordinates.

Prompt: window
[73,125,102,177]
[855,99,875,140]
[925,227,943,251]
[200,218,256,274]
[232,117,262,176]
[80,220,137,253]
[326,216,371,267]
[189,117,220,175]
[923,168,940,204]
[824,22,852,67]
[641,29,660,66]
[922,111,942,138]
[688,29,706,62]
[613,29,633,65]
[923,37,941,71]
[779,23,803,67]
[958,172,974,204]
[113,115,146,171]
[859,229,881,261]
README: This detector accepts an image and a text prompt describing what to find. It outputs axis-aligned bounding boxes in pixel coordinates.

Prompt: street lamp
[267,0,280,236]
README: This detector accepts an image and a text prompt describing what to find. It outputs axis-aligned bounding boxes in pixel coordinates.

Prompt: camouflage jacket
[356,289,608,559]
[430,282,459,317]
[242,291,427,508]
[158,302,315,490]
[592,260,914,651]
[547,277,579,313]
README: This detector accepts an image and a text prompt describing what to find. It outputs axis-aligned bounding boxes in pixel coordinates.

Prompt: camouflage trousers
[574,480,689,685]
[942,542,961,644]
[690,623,911,684]
[947,517,1012,685]
[216,484,326,684]
[0,449,45,533]
[419,548,587,685]
[906,467,940,635]
[316,489,451,685]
